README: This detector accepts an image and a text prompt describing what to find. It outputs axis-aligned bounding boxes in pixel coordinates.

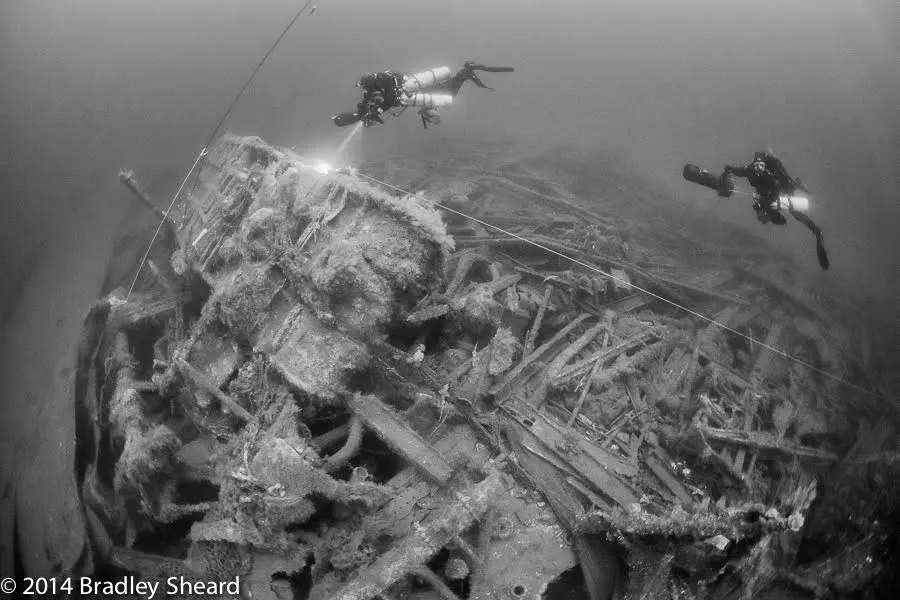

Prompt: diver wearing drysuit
[355,70,403,125]
[721,151,830,270]
[332,61,514,129]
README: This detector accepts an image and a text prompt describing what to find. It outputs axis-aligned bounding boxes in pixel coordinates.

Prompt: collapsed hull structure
[69,134,897,600]
[82,135,577,600]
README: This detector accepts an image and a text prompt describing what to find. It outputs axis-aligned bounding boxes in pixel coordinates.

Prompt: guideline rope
[353,170,883,401]
[126,0,318,300]
[125,147,208,301]
[183,0,318,214]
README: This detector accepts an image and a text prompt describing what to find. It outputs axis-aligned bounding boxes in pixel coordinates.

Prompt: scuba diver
[354,69,404,126]
[332,61,514,129]
[683,151,830,270]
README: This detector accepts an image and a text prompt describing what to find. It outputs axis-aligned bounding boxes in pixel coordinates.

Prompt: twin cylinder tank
[402,66,452,93]
[400,66,455,109]
[400,93,454,109]
[775,195,810,214]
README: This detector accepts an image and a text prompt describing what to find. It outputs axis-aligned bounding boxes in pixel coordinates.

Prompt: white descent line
[354,171,883,399]
[125,147,208,301]
[183,0,319,216]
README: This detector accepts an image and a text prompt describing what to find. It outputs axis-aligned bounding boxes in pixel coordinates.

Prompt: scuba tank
[399,93,454,109]
[402,67,452,93]
[775,194,810,214]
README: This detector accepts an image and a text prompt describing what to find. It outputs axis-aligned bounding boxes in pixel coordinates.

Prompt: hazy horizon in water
[2,0,899,336]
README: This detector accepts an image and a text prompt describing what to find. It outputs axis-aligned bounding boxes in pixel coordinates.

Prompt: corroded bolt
[443,557,470,580]
[350,467,370,483]
[171,250,188,275]
[492,515,515,540]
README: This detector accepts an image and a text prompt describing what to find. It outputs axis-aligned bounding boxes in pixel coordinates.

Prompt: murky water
[1,0,899,585]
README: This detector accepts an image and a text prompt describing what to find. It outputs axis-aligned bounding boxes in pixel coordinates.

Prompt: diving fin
[816,235,830,271]
[470,64,515,72]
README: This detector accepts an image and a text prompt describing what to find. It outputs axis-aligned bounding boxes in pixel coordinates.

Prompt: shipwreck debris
[66,133,897,600]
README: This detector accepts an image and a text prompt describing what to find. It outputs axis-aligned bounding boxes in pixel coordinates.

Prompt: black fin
[817,238,830,270]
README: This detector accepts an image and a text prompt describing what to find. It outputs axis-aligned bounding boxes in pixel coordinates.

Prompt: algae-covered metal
[75,133,894,600]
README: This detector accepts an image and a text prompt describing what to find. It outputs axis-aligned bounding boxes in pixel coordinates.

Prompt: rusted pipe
[175,358,254,423]
[523,284,553,356]
[311,423,350,451]
[118,169,176,228]
[410,566,463,600]
[323,415,363,473]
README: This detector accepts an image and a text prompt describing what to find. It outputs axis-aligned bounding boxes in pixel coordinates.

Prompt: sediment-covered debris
[71,134,898,599]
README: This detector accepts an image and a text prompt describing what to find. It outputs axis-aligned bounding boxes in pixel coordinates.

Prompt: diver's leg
[449,63,513,95]
[770,210,787,225]
[790,209,820,236]
[447,75,465,97]
[790,209,830,270]
[469,73,494,90]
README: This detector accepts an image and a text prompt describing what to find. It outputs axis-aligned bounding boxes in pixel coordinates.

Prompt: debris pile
[74,134,898,600]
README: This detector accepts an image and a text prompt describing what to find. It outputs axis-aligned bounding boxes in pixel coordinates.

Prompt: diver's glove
[361,105,384,127]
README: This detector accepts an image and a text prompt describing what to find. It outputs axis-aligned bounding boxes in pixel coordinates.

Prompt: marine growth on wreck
[69,134,899,600]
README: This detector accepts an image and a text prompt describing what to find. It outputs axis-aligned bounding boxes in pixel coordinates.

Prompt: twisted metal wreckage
[71,135,897,600]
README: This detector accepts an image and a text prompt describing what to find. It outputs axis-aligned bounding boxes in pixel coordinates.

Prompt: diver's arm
[773,156,809,193]
[764,154,807,192]
[768,157,797,188]
[724,164,751,178]
[719,163,749,198]
[358,98,385,127]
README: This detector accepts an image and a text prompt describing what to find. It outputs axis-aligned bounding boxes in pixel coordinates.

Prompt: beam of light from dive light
[334,121,363,158]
